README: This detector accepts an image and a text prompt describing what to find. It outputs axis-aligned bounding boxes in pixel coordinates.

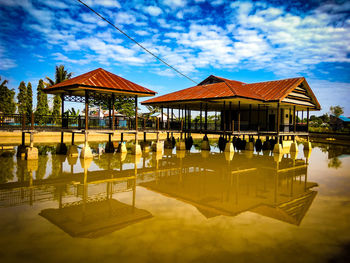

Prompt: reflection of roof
[142,75,320,109]
[339,115,350,122]
[44,68,156,96]
[251,191,317,226]
[39,199,152,238]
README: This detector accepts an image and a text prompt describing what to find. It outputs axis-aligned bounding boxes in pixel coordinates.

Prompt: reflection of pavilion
[0,156,152,238]
[140,152,317,226]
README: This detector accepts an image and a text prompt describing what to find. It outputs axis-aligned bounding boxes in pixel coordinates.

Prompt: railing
[0,113,309,133]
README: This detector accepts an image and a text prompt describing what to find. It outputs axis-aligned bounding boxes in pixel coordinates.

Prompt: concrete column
[80,131,93,158]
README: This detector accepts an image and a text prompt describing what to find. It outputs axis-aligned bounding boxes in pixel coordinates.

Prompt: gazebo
[142,75,321,152]
[44,68,156,156]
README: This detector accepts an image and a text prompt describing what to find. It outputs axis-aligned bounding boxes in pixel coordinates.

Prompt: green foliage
[145,105,160,116]
[0,77,16,114]
[17,81,27,115]
[115,97,135,117]
[46,65,72,123]
[330,105,344,117]
[52,95,61,123]
[26,82,33,115]
[35,79,50,124]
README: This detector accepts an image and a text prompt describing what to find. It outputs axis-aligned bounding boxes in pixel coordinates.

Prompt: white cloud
[144,6,162,16]
[115,12,137,24]
[0,45,16,70]
[162,0,187,8]
[85,0,121,8]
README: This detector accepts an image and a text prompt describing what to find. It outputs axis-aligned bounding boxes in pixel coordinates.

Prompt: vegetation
[26,82,33,116]
[0,77,16,114]
[17,81,27,115]
[45,65,72,123]
[35,79,50,124]
[330,105,344,117]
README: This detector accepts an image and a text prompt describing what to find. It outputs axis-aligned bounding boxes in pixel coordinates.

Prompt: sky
[0,0,349,115]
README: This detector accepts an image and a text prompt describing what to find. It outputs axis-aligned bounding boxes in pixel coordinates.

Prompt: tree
[35,79,49,124]
[17,81,27,115]
[330,105,344,117]
[0,77,16,114]
[145,105,160,115]
[52,95,61,124]
[45,65,73,123]
[26,82,33,116]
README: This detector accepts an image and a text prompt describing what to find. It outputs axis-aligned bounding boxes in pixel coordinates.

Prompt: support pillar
[238,101,241,133]
[205,103,208,132]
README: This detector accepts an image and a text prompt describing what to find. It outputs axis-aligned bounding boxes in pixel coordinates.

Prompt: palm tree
[45,65,73,124]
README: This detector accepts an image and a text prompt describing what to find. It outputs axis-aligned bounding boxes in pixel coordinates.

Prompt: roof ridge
[81,68,106,85]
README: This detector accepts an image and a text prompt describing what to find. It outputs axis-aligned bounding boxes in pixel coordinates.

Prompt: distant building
[330,115,350,130]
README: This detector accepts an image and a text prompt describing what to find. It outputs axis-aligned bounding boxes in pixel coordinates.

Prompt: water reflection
[0,143,321,238]
[141,150,317,226]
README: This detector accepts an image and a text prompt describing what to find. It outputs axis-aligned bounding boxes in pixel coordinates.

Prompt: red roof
[45,68,156,96]
[142,75,307,104]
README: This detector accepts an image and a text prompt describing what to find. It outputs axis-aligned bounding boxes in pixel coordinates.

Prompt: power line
[76,0,198,85]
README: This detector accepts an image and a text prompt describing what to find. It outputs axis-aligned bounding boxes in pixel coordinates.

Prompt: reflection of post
[274,160,279,204]
[133,162,137,209]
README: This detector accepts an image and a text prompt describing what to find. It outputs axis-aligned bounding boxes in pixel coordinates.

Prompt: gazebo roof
[44,68,156,97]
[142,75,321,110]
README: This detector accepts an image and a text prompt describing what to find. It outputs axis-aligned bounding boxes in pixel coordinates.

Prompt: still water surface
[0,142,349,263]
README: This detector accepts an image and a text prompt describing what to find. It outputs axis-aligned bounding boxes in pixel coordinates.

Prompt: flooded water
[0,141,349,263]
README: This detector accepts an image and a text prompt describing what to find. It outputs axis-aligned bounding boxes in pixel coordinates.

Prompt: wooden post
[200,103,202,131]
[188,108,191,131]
[171,108,173,129]
[238,101,240,133]
[266,106,269,131]
[257,104,260,131]
[135,96,138,131]
[307,108,309,132]
[229,101,232,131]
[276,102,280,135]
[112,94,115,130]
[135,96,138,143]
[184,105,187,131]
[302,110,304,124]
[223,101,226,132]
[249,104,252,130]
[293,106,296,133]
[205,103,208,131]
[108,97,112,129]
[157,117,159,130]
[85,91,89,130]
[61,93,65,128]
[161,106,163,130]
[167,107,170,130]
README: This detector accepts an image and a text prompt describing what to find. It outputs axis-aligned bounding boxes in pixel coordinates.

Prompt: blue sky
[0,0,350,115]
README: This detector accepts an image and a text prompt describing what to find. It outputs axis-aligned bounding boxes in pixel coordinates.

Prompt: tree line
[0,65,71,123]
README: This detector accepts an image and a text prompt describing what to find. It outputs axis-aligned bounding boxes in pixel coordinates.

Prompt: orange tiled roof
[142,75,306,104]
[45,68,156,96]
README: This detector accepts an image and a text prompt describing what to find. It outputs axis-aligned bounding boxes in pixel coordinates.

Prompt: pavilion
[43,68,156,156]
[142,75,321,152]
[142,75,320,135]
